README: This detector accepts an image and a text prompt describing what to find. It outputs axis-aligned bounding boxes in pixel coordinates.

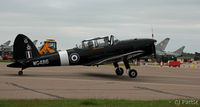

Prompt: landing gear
[18,68,24,76]
[128,69,137,78]
[113,62,124,76]
[123,57,138,78]
[115,67,124,76]
[18,71,23,76]
[113,59,138,78]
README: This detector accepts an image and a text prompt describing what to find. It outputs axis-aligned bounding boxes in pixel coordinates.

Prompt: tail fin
[3,40,11,46]
[156,38,170,51]
[13,34,40,61]
[174,46,185,55]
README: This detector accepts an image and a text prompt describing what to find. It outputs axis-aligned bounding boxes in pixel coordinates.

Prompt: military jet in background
[155,38,185,57]
[0,40,11,51]
[0,40,11,47]
[0,40,12,55]
[7,34,156,78]
[155,38,170,56]
[162,46,185,57]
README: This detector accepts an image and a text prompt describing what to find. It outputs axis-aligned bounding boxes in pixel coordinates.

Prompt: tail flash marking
[26,51,33,59]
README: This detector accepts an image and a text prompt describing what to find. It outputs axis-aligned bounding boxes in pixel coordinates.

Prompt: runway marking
[8,82,65,99]
[134,86,198,99]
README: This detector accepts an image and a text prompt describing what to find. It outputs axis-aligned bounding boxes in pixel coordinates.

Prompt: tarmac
[0,62,200,100]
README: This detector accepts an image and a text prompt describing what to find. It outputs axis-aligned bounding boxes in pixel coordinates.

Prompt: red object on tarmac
[169,61,181,67]
[3,54,8,60]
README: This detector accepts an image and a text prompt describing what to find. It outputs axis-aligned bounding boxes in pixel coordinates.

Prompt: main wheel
[115,67,124,76]
[128,69,137,78]
[18,71,23,76]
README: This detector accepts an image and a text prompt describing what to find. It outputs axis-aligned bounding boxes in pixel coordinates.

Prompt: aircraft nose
[142,39,157,58]
[153,39,157,43]
[150,39,157,43]
[144,39,157,45]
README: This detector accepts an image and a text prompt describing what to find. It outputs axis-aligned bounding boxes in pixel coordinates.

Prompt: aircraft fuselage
[8,39,156,68]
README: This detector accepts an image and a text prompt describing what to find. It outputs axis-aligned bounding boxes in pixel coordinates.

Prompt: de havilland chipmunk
[7,34,156,78]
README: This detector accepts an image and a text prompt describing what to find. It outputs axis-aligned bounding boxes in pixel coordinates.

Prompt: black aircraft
[8,34,156,78]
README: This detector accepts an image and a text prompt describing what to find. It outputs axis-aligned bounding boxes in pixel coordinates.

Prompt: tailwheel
[18,71,23,76]
[128,69,137,78]
[115,67,124,76]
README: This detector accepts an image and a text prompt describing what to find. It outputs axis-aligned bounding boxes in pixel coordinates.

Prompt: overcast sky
[0,0,200,53]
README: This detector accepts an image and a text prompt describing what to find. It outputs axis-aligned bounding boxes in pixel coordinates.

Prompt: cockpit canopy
[76,35,119,49]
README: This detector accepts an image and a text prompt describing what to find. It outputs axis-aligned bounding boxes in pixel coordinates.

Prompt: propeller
[153,43,157,58]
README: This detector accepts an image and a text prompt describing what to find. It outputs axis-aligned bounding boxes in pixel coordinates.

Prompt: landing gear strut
[113,62,124,76]
[123,57,137,78]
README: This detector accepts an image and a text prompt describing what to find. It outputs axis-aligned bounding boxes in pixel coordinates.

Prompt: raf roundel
[70,53,80,63]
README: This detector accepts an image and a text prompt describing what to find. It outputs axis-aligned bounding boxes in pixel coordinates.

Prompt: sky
[0,0,200,53]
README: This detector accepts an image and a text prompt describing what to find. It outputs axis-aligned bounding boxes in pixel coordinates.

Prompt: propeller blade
[153,43,156,58]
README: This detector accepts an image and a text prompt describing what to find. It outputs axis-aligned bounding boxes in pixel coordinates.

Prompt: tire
[115,67,124,76]
[18,71,23,76]
[129,69,137,78]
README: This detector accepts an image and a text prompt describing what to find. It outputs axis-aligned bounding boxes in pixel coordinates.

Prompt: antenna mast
[151,25,154,39]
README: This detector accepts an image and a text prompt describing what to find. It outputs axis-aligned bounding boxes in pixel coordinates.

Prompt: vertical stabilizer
[174,46,185,56]
[13,34,40,61]
[3,40,11,46]
[156,38,170,51]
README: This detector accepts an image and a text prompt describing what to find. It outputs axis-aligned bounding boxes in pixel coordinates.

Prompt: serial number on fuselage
[33,59,49,66]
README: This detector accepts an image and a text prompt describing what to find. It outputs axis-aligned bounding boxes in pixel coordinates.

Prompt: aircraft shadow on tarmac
[81,73,135,81]
[4,72,136,81]
[81,73,200,86]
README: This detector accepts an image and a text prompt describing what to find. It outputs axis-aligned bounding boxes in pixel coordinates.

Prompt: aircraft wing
[84,50,144,66]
